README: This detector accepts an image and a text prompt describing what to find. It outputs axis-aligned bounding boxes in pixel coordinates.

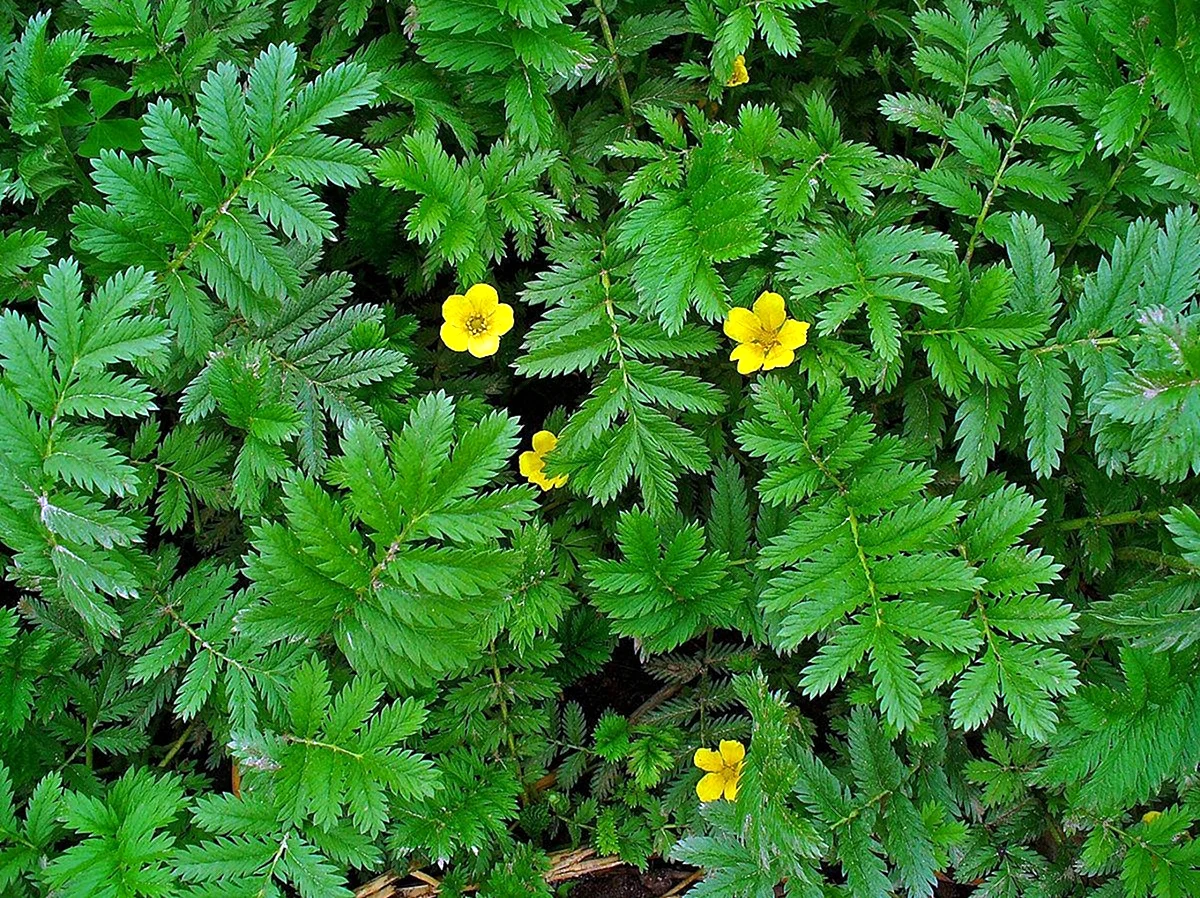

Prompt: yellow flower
[726,55,749,87]
[1142,810,1163,824]
[694,739,745,802]
[723,291,810,375]
[519,430,568,491]
[440,283,514,358]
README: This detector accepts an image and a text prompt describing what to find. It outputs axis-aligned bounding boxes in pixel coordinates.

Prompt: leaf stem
[158,719,199,768]
[592,0,635,130]
[964,121,1027,267]
[49,109,100,202]
[600,267,632,391]
[1114,547,1200,574]
[1062,116,1154,258]
[490,644,525,789]
[1055,510,1162,531]
[281,734,365,760]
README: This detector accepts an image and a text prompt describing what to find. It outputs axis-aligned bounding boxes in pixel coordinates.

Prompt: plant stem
[1029,335,1127,355]
[257,836,289,898]
[159,719,199,768]
[592,0,634,129]
[1114,547,1200,574]
[1062,116,1154,259]
[1056,510,1162,531]
[964,120,1027,267]
[490,645,525,789]
[600,267,632,390]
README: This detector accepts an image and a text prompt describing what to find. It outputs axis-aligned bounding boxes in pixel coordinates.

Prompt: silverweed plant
[1,1,1200,897]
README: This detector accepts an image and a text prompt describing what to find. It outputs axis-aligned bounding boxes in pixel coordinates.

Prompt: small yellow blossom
[694,739,745,802]
[519,430,568,491]
[723,291,810,375]
[726,55,749,87]
[440,283,514,358]
[1142,810,1163,824]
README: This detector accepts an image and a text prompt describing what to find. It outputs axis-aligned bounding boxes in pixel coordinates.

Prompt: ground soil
[563,866,979,896]
[564,638,661,720]
[567,867,692,897]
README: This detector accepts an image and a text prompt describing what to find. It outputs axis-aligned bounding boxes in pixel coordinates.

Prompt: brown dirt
[566,867,689,898]
[564,867,979,898]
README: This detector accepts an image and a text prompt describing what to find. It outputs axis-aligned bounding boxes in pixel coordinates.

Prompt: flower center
[465,314,489,336]
[753,327,781,352]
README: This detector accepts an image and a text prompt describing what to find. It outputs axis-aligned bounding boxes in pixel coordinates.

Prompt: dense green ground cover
[1,0,1200,895]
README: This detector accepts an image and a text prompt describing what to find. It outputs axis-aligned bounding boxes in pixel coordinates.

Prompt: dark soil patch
[564,638,660,721]
[509,370,591,430]
[566,867,687,898]
[565,868,977,897]
[936,877,977,896]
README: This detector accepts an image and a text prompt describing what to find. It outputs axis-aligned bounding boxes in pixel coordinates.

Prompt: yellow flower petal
[777,319,810,351]
[491,302,514,336]
[465,283,499,314]
[521,432,565,490]
[1143,810,1163,824]
[761,345,795,371]
[440,321,471,352]
[467,333,500,358]
[719,740,745,766]
[730,343,765,375]
[442,294,472,327]
[723,307,761,343]
[753,291,786,330]
[696,772,726,802]
[723,770,740,801]
[519,450,544,478]
[726,55,749,87]
[694,748,725,773]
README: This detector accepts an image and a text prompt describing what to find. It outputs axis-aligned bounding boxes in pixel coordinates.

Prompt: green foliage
[46,768,185,898]
[740,380,977,731]
[617,122,770,332]
[179,253,410,489]
[73,42,378,356]
[1038,648,1200,815]
[2,1,1200,897]
[375,134,564,286]
[0,259,168,641]
[672,673,825,897]
[246,657,437,833]
[517,232,722,513]
[245,392,537,686]
[587,509,741,652]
